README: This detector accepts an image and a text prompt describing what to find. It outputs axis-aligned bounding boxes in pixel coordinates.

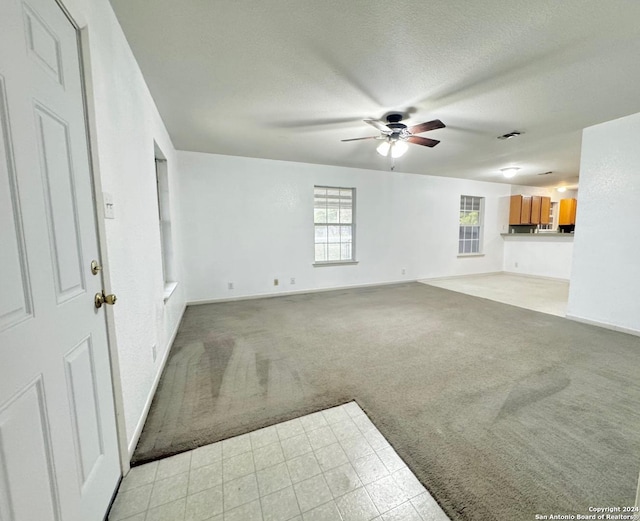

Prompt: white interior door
[0,0,120,520]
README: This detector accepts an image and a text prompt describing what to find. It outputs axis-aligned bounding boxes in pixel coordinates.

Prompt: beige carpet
[133,283,640,521]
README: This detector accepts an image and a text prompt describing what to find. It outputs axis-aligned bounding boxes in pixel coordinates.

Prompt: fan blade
[364,119,392,132]
[341,136,379,142]
[408,119,446,134]
[407,136,440,148]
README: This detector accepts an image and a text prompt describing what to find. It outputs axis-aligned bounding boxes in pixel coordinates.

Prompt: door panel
[23,3,65,85]
[0,78,34,331]
[0,378,61,521]
[0,0,120,519]
[64,336,104,487]
[34,103,86,302]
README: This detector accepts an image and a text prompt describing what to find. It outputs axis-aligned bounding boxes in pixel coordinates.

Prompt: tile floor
[109,402,450,521]
[421,272,569,317]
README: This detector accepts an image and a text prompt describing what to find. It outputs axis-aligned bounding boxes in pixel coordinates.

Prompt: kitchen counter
[502,232,574,279]
[501,233,574,239]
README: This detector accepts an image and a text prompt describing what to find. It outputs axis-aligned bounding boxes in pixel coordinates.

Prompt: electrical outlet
[290,278,296,285]
[401,268,406,275]
[228,282,234,290]
[152,344,157,363]
[514,262,519,268]
[274,278,279,286]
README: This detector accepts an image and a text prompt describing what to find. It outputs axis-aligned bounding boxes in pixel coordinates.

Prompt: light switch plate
[103,192,115,219]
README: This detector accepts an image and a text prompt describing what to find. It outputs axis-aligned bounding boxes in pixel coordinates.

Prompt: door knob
[95,291,117,309]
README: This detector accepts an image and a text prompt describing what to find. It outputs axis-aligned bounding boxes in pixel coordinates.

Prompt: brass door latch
[90,260,102,275]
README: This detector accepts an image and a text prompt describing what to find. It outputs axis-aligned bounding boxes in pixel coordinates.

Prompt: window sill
[457,253,485,258]
[313,260,359,267]
[163,281,178,302]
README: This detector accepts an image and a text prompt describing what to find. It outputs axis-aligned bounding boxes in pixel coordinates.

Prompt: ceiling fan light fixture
[376,140,391,156]
[391,140,409,158]
[500,167,520,179]
[346,115,445,156]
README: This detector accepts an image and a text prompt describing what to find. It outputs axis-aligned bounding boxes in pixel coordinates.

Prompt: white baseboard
[420,271,569,284]
[127,302,187,458]
[187,279,417,306]
[418,271,503,283]
[502,271,570,282]
[565,313,640,337]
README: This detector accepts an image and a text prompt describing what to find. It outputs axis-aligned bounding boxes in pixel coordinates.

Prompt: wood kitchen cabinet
[509,195,551,225]
[520,196,532,224]
[540,197,551,225]
[509,195,523,224]
[558,198,577,225]
[530,196,542,225]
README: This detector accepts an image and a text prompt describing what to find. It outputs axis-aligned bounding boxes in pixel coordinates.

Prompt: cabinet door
[540,197,551,225]
[520,196,532,224]
[530,196,542,224]
[509,195,522,224]
[559,198,577,225]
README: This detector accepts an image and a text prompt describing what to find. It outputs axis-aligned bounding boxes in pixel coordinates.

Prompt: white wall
[177,152,511,302]
[62,0,186,453]
[567,111,640,334]
[511,185,577,203]
[503,236,574,280]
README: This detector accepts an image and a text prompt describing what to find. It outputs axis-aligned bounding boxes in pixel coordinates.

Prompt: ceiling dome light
[500,167,520,179]
[376,140,391,157]
[391,140,409,158]
[557,186,567,193]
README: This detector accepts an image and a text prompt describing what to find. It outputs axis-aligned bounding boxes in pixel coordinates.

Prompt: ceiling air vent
[497,131,522,140]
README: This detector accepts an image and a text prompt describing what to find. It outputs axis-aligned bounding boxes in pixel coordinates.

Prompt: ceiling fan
[342,113,445,158]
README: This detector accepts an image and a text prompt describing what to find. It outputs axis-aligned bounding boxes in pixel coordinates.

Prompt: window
[459,195,483,255]
[314,186,355,263]
[155,145,176,299]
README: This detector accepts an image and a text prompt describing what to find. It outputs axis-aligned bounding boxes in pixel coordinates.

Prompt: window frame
[154,148,177,301]
[313,185,357,266]
[458,195,484,256]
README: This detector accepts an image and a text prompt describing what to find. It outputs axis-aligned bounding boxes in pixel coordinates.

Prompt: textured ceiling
[109,0,640,187]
